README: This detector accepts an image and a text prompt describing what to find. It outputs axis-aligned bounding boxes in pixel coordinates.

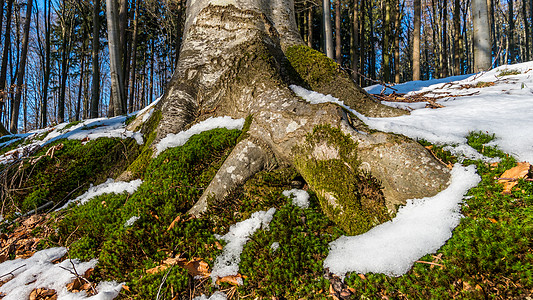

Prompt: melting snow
[155,116,245,156]
[59,179,143,210]
[211,208,276,284]
[124,216,140,227]
[282,189,310,209]
[192,291,227,300]
[0,247,122,299]
[324,164,480,277]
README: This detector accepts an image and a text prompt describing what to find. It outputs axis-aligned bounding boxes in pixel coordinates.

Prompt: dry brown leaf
[488,218,497,223]
[166,215,181,231]
[180,258,210,278]
[29,288,57,300]
[498,162,532,194]
[216,274,244,286]
[214,241,223,250]
[146,264,171,275]
[122,285,131,292]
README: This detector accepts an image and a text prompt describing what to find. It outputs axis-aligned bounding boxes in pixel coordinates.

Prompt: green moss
[126,110,162,178]
[466,131,506,158]
[125,114,137,126]
[3,137,141,216]
[49,127,242,298]
[61,120,83,131]
[497,69,521,77]
[294,125,389,235]
[285,45,339,88]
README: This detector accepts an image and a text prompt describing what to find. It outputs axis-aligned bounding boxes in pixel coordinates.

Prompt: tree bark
[128,0,139,113]
[307,4,313,48]
[454,0,462,75]
[106,0,126,116]
[393,0,401,83]
[144,0,451,235]
[523,0,530,61]
[9,0,32,133]
[335,0,341,64]
[91,0,101,119]
[0,0,14,128]
[41,0,51,128]
[508,0,515,63]
[351,0,359,82]
[441,0,449,78]
[323,0,334,58]
[383,0,391,82]
[472,0,492,71]
[412,0,421,80]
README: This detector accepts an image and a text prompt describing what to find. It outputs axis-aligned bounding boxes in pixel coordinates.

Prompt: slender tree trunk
[383,0,391,82]
[508,0,515,63]
[58,24,73,124]
[523,0,529,61]
[10,0,32,133]
[393,0,401,83]
[351,0,359,82]
[360,0,366,83]
[307,4,313,48]
[40,0,51,128]
[487,0,496,65]
[75,54,86,121]
[335,0,341,63]
[128,0,139,113]
[441,0,449,77]
[91,0,101,118]
[323,0,334,58]
[472,0,492,71]
[413,0,421,80]
[0,0,5,41]
[149,39,154,105]
[0,0,14,127]
[454,0,462,75]
[106,0,126,116]
[369,0,376,79]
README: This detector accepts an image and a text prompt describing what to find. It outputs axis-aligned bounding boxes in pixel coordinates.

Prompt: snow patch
[324,164,480,277]
[59,179,142,210]
[0,247,122,300]
[155,116,245,156]
[211,208,276,283]
[124,216,140,227]
[282,189,310,209]
[192,291,227,300]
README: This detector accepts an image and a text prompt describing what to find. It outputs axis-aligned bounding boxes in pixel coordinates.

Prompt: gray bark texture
[148,0,451,235]
[472,0,492,71]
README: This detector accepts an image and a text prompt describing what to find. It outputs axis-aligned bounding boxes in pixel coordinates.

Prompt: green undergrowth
[344,132,532,299]
[497,69,521,77]
[126,110,162,178]
[45,126,344,299]
[1,137,140,217]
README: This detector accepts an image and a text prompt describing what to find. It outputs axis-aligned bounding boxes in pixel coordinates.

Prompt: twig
[156,264,175,300]
[496,177,533,182]
[0,264,26,279]
[415,260,444,268]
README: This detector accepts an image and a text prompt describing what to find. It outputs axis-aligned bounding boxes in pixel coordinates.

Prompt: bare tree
[323,0,334,58]
[10,0,33,133]
[413,0,421,80]
[90,0,101,119]
[472,0,492,71]
[106,0,126,116]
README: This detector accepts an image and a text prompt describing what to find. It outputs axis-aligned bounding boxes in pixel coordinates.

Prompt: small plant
[466,131,506,158]
[61,120,83,131]
[497,69,521,77]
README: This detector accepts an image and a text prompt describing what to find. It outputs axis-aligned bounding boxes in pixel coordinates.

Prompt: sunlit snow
[282,189,310,209]
[0,247,122,300]
[155,116,245,156]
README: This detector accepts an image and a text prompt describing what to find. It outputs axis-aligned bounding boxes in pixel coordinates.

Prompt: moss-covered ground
[1,127,532,299]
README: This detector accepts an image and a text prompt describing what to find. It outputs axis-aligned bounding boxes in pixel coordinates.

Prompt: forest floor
[0,62,532,299]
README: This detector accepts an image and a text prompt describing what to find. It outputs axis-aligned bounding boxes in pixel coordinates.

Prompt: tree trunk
[508,0,515,63]
[413,0,421,80]
[307,4,313,48]
[106,0,126,116]
[335,0,341,64]
[10,0,32,133]
[0,0,14,128]
[90,0,101,119]
[128,0,139,113]
[454,0,462,75]
[441,0,448,78]
[523,0,530,61]
[393,0,401,83]
[323,0,334,59]
[41,0,51,128]
[144,0,451,235]
[351,0,359,82]
[383,0,391,82]
[472,0,492,71]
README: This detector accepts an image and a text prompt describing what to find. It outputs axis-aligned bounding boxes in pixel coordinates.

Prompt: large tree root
[147,2,451,235]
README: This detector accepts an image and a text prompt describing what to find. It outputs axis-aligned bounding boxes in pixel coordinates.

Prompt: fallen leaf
[216,274,245,286]
[122,285,131,292]
[498,162,532,194]
[488,218,497,223]
[29,288,57,300]
[214,241,223,250]
[166,215,181,231]
[180,258,210,278]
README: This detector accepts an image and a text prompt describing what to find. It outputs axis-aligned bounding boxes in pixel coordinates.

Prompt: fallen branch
[415,260,445,268]
[0,264,26,280]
